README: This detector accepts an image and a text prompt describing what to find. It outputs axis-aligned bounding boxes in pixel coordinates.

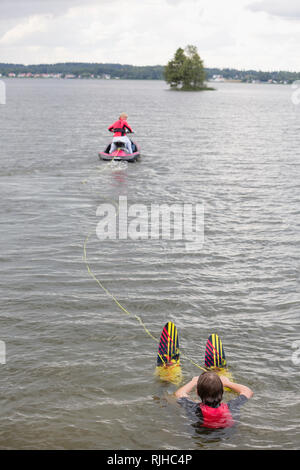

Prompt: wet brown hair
[197,371,223,408]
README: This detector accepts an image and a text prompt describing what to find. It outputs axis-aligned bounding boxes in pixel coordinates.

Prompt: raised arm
[220,376,253,399]
[175,376,199,399]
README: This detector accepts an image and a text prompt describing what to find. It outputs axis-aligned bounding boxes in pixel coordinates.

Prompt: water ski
[204,333,233,387]
[156,322,181,384]
[204,333,227,369]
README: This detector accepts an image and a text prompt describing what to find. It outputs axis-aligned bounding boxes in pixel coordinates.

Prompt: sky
[0,0,299,71]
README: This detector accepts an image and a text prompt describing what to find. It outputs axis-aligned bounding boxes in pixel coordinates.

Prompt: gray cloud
[0,0,109,39]
[0,0,299,70]
[248,0,300,19]
[0,0,100,20]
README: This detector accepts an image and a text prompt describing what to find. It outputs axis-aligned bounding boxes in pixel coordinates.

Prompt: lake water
[0,79,299,450]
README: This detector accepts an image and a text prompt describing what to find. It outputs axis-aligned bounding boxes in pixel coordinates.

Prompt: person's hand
[219,376,232,389]
[192,376,199,386]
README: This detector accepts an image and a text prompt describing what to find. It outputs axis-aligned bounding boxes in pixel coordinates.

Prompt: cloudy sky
[0,0,299,70]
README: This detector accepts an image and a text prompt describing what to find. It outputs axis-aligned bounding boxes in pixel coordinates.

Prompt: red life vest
[199,403,234,429]
[108,119,133,137]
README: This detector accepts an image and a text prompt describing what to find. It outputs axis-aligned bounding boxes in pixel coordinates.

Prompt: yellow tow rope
[83,231,207,372]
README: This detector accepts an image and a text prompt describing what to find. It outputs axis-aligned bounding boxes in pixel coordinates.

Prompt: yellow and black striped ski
[204,333,227,369]
[157,321,180,367]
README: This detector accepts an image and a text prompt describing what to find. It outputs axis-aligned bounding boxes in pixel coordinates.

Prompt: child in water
[175,371,253,429]
[108,112,134,154]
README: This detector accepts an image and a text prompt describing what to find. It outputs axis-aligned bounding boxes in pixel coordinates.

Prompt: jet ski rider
[108,112,134,154]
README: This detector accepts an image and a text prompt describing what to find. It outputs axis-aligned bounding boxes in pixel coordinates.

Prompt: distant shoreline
[0,62,299,84]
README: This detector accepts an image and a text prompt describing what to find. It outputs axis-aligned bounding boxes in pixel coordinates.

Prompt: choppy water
[0,79,299,450]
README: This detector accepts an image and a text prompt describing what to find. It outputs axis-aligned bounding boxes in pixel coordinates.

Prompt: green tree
[164,47,186,88]
[164,45,208,90]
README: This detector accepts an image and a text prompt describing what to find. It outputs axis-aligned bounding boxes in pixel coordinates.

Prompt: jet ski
[99,140,141,162]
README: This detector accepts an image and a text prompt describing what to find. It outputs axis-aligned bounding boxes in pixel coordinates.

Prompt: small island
[164,45,214,91]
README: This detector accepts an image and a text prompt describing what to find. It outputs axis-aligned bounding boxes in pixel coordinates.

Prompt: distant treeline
[1,62,300,83]
[207,67,300,83]
[0,62,163,80]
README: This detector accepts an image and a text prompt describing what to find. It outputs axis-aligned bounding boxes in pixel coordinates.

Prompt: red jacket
[108,118,133,137]
[199,403,234,429]
[178,394,248,429]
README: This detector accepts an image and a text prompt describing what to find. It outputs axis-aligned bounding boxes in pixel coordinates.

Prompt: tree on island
[164,45,212,91]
